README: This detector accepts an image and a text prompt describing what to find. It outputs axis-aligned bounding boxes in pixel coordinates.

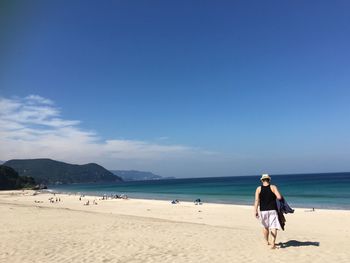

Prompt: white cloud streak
[0,95,212,172]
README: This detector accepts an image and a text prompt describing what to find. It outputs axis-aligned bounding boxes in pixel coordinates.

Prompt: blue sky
[1,1,350,177]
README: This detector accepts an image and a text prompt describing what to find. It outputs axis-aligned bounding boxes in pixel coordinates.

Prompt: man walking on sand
[254,174,282,249]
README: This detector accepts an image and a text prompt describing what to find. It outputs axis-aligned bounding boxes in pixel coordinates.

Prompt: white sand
[0,190,349,263]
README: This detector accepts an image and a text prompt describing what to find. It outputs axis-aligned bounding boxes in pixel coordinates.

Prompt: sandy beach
[0,190,349,263]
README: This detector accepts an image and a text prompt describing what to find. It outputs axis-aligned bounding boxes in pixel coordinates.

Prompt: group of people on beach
[171,198,203,205]
[48,196,61,203]
[79,193,129,206]
[83,199,98,206]
[100,194,129,200]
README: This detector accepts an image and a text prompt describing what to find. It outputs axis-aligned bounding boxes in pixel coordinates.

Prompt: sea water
[51,172,350,210]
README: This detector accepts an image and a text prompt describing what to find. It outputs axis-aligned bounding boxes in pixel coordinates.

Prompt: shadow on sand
[278,240,320,248]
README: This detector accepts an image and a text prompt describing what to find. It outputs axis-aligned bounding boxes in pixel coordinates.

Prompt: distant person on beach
[194,199,202,205]
[254,174,282,249]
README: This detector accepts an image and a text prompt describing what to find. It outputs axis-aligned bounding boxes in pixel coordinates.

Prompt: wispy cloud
[25,95,54,105]
[0,95,213,172]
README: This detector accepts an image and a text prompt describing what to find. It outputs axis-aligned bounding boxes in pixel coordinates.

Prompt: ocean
[51,172,350,210]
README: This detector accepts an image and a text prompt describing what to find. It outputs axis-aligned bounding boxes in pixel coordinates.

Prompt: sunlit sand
[0,190,349,263]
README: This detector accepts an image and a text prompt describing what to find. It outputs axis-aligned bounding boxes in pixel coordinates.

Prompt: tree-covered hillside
[4,159,123,184]
[0,165,36,190]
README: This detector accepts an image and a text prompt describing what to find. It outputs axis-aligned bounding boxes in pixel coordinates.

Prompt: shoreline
[45,188,350,211]
[1,189,349,218]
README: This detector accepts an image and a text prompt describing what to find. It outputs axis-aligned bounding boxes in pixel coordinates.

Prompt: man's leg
[263,227,270,245]
[270,229,277,248]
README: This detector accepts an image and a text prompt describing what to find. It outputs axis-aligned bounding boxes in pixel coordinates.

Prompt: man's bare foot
[264,239,270,246]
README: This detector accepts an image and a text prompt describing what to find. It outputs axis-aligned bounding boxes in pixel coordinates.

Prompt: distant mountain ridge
[4,159,123,184]
[110,170,170,181]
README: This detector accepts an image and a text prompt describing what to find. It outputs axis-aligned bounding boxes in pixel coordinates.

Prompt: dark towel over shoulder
[277,198,294,214]
[276,197,294,230]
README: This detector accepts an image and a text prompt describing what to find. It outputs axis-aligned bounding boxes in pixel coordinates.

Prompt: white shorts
[260,210,281,229]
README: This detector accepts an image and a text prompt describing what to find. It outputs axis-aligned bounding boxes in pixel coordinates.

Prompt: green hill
[0,165,36,190]
[4,159,123,184]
